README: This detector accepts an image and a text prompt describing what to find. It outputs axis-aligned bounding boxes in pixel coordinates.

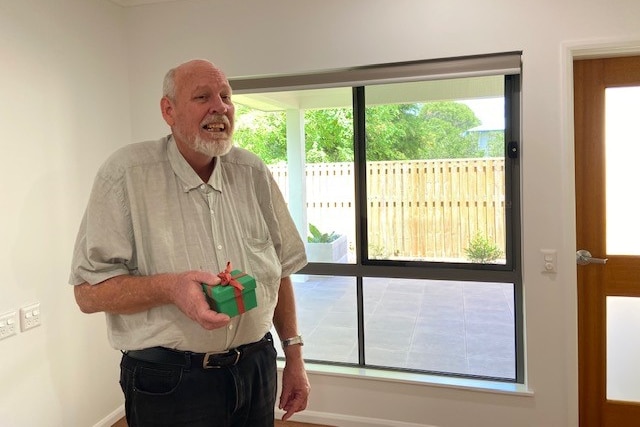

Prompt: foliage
[368,243,388,259]
[233,105,287,164]
[418,102,484,159]
[234,100,502,164]
[464,233,503,263]
[305,109,354,162]
[307,223,341,243]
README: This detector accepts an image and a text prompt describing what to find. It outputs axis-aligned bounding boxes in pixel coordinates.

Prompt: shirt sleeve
[68,167,136,286]
[265,172,308,278]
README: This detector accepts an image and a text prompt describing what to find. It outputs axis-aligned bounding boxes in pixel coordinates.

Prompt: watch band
[281,335,304,348]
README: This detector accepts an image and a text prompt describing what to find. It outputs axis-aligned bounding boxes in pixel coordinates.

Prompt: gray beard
[173,127,233,157]
[190,134,233,157]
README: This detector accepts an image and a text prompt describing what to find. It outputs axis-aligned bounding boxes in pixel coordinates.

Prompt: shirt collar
[166,135,223,193]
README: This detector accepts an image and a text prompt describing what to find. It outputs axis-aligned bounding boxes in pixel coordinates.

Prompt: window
[231,52,522,382]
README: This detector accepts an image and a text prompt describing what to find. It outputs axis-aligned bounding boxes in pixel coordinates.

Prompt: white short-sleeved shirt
[69,136,307,352]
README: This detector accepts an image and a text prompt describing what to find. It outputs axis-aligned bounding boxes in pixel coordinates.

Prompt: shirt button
[200,184,206,190]
[228,324,233,330]
[217,245,223,250]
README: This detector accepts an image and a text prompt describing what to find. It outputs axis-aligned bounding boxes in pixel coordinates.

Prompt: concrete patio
[275,275,516,380]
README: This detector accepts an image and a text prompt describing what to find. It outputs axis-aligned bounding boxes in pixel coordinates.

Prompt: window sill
[277,360,533,397]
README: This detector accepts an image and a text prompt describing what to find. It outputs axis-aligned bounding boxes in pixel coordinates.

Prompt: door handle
[576,249,608,265]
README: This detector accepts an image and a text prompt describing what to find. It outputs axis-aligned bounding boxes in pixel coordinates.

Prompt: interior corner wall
[0,0,131,426]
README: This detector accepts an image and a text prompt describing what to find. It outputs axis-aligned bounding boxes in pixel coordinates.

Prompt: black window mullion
[352,86,367,365]
[505,73,524,382]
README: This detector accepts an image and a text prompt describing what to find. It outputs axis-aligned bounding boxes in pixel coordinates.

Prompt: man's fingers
[193,270,221,286]
[198,307,231,329]
[280,390,308,420]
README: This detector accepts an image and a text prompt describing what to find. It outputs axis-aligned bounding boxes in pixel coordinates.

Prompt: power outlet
[20,303,41,332]
[541,249,557,273]
[0,311,18,340]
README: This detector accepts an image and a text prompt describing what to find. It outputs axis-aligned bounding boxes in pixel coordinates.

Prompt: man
[69,59,310,426]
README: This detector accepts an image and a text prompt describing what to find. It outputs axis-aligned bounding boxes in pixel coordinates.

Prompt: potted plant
[306,223,348,263]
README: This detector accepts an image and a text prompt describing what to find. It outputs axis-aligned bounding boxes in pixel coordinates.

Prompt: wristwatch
[281,335,304,348]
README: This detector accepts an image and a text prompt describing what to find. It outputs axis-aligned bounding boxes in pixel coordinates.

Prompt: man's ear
[160,96,175,126]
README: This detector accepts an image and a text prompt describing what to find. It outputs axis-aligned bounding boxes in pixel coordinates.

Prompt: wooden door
[574,55,640,426]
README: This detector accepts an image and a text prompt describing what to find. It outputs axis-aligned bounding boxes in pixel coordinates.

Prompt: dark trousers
[119,340,277,427]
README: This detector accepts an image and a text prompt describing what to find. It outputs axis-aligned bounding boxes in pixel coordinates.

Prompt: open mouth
[202,122,226,132]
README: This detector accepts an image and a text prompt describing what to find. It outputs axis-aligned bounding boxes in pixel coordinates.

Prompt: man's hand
[74,270,230,330]
[170,271,231,330]
[279,358,310,421]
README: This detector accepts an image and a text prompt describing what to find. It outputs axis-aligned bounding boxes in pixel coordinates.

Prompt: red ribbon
[217,262,247,314]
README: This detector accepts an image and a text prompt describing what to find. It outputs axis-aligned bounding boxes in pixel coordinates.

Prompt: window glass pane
[607,296,640,402]
[273,274,358,364]
[234,88,355,264]
[364,76,506,264]
[364,278,515,380]
[606,86,640,255]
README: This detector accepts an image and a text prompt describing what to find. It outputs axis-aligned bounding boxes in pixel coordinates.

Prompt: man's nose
[208,96,228,114]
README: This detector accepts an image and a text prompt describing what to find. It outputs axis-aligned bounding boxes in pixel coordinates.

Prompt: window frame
[230,52,524,383]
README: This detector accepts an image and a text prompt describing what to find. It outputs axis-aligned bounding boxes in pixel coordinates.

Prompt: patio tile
[365,347,410,368]
[365,325,414,351]
[291,275,516,380]
[365,308,417,325]
[411,330,467,356]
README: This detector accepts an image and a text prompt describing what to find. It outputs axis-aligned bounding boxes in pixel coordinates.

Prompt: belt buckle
[202,348,241,369]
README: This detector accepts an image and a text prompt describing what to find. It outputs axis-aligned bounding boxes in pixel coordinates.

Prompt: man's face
[163,61,235,158]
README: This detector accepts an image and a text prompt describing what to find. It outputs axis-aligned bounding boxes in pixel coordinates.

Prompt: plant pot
[306,234,348,263]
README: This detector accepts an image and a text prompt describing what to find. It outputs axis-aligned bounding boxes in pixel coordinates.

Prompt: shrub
[464,233,502,263]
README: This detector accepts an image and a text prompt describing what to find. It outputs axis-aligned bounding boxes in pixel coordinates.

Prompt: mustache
[201,114,231,127]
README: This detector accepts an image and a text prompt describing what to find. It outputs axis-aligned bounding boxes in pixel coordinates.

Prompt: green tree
[233,105,287,164]
[484,131,505,157]
[304,109,353,162]
[418,101,484,159]
[234,100,491,163]
[365,104,426,161]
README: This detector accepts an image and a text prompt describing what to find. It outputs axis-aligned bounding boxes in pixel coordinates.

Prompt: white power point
[20,303,41,332]
[0,311,18,340]
[541,249,557,273]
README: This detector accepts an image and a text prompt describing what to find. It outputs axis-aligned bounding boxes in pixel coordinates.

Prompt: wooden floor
[112,417,332,427]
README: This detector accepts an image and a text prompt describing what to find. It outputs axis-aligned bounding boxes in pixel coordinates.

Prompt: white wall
[2,0,640,426]
[0,0,130,426]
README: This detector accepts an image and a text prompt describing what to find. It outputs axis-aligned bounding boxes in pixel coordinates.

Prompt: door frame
[566,41,640,426]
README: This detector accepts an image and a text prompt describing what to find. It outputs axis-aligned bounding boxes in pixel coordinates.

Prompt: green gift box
[202,266,257,317]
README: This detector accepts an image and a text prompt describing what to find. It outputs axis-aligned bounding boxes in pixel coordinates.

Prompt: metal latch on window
[507,141,518,159]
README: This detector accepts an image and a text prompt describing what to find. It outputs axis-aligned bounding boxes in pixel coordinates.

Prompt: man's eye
[195,95,208,101]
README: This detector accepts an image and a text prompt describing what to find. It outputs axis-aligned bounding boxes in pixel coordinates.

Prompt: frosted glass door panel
[606,87,640,255]
[607,296,640,402]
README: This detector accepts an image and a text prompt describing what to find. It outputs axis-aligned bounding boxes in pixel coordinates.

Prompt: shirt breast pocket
[242,236,282,286]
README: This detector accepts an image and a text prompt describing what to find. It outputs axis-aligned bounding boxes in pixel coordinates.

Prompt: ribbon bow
[215,262,249,315]
[217,261,246,291]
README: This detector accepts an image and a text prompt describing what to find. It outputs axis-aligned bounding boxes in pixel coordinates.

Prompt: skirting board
[94,405,125,427]
[95,405,434,427]
[275,409,435,427]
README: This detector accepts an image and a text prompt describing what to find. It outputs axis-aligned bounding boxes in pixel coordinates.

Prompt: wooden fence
[268,158,505,261]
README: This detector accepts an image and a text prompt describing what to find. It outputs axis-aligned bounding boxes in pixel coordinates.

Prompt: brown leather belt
[124,332,272,369]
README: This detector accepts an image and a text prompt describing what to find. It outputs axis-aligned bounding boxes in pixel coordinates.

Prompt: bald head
[163,59,229,101]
